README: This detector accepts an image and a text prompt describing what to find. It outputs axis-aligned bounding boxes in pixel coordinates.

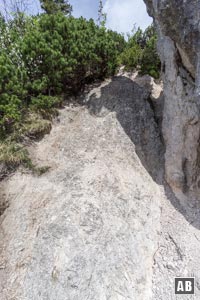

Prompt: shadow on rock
[86,75,200,230]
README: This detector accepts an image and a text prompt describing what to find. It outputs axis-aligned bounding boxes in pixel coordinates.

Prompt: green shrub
[0,10,124,137]
[120,44,142,70]
[19,13,123,95]
[119,24,161,78]
[40,0,72,15]
[140,35,161,79]
[0,52,24,136]
[31,95,61,110]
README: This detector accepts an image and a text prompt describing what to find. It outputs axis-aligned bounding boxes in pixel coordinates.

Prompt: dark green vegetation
[0,0,160,174]
[40,0,72,15]
[120,25,161,79]
[0,13,124,139]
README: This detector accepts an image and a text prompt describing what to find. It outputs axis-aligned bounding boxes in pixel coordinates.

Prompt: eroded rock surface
[0,76,162,300]
[1,74,200,300]
[144,0,200,196]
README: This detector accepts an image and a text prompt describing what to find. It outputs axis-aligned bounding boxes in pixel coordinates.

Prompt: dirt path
[0,75,200,299]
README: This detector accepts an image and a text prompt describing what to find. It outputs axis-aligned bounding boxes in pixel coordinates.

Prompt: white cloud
[104,0,152,34]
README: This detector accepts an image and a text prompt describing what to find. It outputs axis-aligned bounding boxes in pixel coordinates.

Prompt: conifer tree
[0,8,125,136]
[40,0,72,15]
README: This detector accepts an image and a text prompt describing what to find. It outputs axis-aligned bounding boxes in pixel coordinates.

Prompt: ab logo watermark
[175,278,194,295]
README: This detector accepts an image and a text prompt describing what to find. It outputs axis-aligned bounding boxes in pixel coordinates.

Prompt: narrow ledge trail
[1,74,200,300]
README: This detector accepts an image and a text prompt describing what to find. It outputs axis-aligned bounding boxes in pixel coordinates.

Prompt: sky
[71,0,152,33]
[1,0,152,34]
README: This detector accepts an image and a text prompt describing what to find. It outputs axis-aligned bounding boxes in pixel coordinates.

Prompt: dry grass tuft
[0,142,32,169]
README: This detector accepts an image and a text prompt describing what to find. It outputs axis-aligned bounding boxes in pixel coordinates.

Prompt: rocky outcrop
[2,73,200,299]
[0,76,162,300]
[144,0,200,196]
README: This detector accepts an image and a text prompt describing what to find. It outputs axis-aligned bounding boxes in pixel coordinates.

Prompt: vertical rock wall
[144,0,200,195]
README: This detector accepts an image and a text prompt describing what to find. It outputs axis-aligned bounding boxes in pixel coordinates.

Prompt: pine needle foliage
[0,10,125,137]
[119,24,161,79]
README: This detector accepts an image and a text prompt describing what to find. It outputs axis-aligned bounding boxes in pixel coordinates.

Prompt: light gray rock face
[0,77,162,300]
[144,0,200,195]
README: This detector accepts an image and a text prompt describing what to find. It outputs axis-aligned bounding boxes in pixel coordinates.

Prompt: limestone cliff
[144,0,200,196]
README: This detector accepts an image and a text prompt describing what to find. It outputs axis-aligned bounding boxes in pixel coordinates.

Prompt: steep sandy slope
[1,75,200,299]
